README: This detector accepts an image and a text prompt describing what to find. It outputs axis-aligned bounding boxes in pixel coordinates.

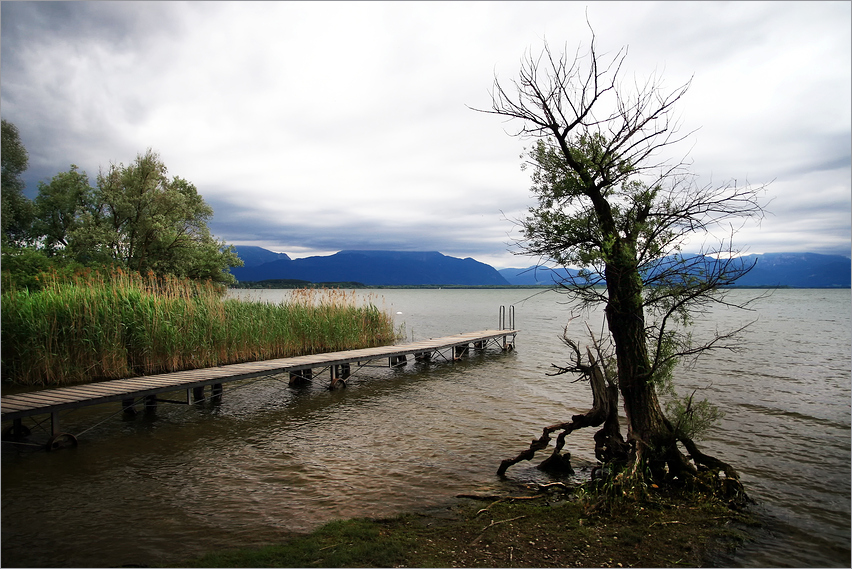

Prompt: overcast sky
[2,1,849,268]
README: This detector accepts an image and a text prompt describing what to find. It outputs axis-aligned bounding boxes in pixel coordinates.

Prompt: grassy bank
[1,269,396,386]
[182,485,755,568]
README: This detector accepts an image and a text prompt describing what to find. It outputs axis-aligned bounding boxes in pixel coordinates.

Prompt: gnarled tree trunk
[604,249,674,478]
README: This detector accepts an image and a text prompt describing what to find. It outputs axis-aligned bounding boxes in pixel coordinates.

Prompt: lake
[2,288,849,567]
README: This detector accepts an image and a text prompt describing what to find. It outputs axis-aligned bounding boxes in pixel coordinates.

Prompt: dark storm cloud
[2,2,171,45]
[1,1,187,192]
[2,1,849,268]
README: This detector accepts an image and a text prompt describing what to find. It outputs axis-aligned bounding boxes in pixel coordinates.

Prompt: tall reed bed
[1,270,396,386]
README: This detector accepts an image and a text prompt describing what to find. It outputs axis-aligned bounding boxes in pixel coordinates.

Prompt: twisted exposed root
[498,349,626,476]
[675,436,752,506]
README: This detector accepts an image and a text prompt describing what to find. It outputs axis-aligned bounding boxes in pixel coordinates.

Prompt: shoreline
[181,482,757,568]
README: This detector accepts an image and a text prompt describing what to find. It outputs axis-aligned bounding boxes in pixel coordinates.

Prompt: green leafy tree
[482,35,765,502]
[1,119,33,246]
[68,149,242,283]
[32,165,95,256]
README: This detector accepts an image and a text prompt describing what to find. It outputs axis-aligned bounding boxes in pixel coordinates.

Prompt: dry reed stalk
[2,271,395,386]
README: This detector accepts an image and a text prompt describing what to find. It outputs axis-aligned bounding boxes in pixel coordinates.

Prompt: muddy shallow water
[2,288,849,567]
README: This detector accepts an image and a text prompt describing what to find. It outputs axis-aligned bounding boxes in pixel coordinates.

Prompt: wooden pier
[1,329,517,450]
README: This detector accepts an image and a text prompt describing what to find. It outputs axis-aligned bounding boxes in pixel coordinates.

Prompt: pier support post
[454,344,470,359]
[3,418,31,439]
[330,363,351,389]
[331,364,351,380]
[145,394,158,413]
[390,354,408,367]
[45,411,77,450]
[122,398,138,416]
[51,411,60,436]
[502,334,515,351]
[192,386,205,403]
[211,383,223,401]
[289,368,313,386]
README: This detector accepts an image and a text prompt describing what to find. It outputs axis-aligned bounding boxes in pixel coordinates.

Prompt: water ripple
[2,288,849,567]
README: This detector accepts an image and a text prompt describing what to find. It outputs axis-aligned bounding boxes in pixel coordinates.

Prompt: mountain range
[230,246,851,288]
[231,248,509,286]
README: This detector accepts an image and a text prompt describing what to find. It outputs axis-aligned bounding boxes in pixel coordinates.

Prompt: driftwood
[497,348,627,476]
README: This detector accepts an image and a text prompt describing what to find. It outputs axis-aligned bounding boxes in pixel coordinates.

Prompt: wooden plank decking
[1,329,517,426]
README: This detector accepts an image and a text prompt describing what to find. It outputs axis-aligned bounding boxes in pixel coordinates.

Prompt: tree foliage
[481,33,765,502]
[2,135,241,286]
[65,149,242,282]
[1,119,33,246]
[32,165,95,256]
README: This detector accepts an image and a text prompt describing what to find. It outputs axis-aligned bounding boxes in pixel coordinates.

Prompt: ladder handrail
[499,305,515,331]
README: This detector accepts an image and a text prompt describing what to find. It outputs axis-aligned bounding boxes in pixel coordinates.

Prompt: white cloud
[2,1,849,270]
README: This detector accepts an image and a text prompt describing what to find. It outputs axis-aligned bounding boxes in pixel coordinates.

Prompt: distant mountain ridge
[497,266,583,286]
[231,248,509,286]
[732,252,851,288]
[233,246,291,267]
[499,252,851,288]
[231,247,850,288]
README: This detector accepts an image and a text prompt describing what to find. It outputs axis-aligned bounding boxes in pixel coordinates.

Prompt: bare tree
[477,31,766,504]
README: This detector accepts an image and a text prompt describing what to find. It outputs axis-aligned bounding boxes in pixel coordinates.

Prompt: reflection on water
[2,288,850,567]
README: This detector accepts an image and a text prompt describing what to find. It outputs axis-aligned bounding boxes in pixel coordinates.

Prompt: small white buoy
[396,311,403,315]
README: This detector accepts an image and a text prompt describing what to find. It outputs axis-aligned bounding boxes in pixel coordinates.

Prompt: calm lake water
[2,288,850,567]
